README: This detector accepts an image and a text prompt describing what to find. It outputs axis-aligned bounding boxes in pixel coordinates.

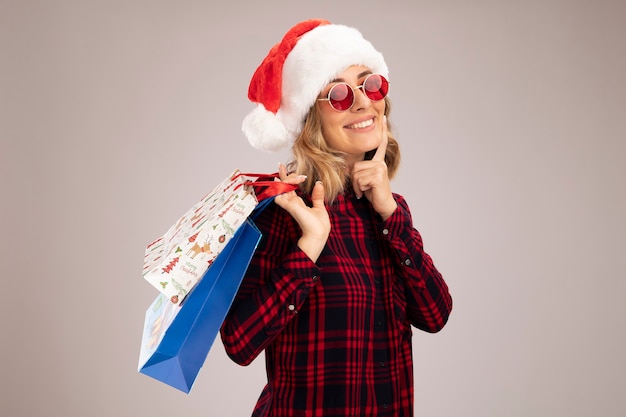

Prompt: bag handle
[233,172,299,202]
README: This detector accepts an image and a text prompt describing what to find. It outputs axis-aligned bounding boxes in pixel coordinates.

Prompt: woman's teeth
[346,119,374,129]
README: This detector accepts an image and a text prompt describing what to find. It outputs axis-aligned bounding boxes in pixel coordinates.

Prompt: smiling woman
[219,18,452,417]
[317,67,388,167]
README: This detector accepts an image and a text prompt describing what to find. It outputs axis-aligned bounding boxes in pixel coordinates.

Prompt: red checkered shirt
[220,189,452,417]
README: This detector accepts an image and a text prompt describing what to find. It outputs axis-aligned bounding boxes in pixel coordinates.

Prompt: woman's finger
[277,163,307,185]
[278,162,288,180]
[372,115,388,162]
[310,181,325,208]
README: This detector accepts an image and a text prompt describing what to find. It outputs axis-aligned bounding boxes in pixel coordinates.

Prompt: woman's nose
[351,85,372,111]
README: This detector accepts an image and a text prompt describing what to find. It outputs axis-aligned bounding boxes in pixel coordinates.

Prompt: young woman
[220,19,452,417]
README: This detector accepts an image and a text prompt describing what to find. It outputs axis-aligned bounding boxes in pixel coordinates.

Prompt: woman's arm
[220,202,322,365]
[381,194,453,332]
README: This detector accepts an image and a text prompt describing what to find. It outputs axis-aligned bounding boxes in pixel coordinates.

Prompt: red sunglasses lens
[363,74,389,101]
[328,83,354,111]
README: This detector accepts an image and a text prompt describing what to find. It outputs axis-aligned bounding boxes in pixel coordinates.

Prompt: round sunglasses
[317,73,389,111]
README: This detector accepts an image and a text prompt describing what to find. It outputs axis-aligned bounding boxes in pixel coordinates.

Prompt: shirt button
[382,228,389,236]
[288,304,296,311]
[379,361,386,367]
[312,275,319,282]
[403,258,411,266]
[377,320,383,327]
[374,279,381,285]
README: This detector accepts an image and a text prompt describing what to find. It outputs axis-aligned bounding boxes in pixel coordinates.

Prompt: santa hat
[242,18,389,152]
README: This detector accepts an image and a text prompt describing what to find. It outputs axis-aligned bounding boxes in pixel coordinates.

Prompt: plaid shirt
[221,189,452,417]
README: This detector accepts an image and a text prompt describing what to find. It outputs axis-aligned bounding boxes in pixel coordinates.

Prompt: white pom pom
[242,105,292,152]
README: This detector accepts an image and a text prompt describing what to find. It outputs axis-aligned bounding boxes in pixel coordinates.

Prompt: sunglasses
[317,73,389,111]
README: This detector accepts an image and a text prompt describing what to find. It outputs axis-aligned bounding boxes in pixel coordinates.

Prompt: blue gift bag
[138,218,262,393]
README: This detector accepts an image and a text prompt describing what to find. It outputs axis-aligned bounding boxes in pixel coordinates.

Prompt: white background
[2,1,625,416]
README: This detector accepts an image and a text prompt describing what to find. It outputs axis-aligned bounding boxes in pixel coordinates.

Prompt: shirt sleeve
[220,202,321,366]
[380,194,453,333]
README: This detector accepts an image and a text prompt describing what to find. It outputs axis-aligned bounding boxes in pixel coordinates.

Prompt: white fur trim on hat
[242,104,290,152]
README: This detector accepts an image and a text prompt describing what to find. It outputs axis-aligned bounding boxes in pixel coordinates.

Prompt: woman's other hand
[351,116,398,220]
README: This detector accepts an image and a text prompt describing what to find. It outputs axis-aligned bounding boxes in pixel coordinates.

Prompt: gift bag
[138,219,261,393]
[142,170,260,305]
[138,170,295,393]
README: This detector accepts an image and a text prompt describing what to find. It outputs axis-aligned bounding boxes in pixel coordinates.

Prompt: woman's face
[318,65,387,168]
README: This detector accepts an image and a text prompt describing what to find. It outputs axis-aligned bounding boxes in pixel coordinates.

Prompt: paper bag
[138,219,262,393]
[142,170,258,305]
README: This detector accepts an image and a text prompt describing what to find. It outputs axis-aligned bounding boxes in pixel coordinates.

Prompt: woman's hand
[351,116,398,220]
[274,164,331,262]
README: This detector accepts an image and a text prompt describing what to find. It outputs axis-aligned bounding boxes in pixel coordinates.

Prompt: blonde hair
[287,97,400,202]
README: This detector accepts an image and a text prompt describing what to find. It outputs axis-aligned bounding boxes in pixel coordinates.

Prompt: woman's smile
[345,117,375,130]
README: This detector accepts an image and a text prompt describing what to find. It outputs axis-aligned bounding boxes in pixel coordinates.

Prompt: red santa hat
[242,18,389,152]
